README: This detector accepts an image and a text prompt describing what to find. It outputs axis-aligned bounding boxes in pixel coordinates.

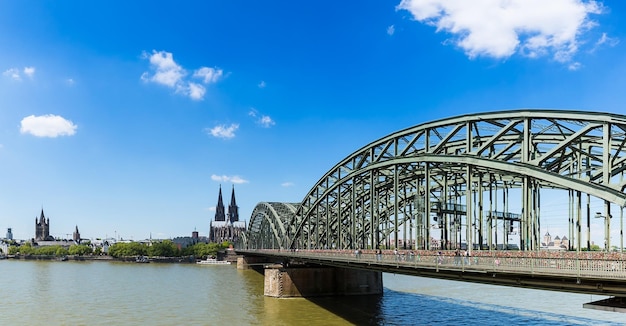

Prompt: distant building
[209,186,246,243]
[541,231,569,250]
[6,227,12,240]
[0,241,8,255]
[172,230,208,249]
[35,209,54,241]
[73,225,81,243]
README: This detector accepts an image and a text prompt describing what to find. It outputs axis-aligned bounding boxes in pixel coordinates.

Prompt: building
[73,225,81,243]
[35,209,54,241]
[209,186,246,243]
[172,230,208,249]
[6,228,12,240]
[541,231,569,250]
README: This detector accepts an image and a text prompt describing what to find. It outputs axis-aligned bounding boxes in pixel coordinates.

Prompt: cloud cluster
[141,50,223,101]
[397,0,604,65]
[3,66,35,81]
[211,174,249,184]
[20,114,77,138]
[206,124,239,139]
[248,109,275,128]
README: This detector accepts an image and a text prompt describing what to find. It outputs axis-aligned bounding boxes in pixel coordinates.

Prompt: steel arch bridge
[244,110,626,253]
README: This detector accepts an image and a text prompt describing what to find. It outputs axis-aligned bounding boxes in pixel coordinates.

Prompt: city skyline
[1,1,625,242]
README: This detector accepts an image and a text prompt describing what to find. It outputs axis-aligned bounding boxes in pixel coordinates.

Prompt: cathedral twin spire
[214,185,239,223]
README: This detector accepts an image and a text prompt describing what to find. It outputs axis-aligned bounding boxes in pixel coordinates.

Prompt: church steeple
[214,185,226,221]
[228,185,239,223]
[35,208,50,241]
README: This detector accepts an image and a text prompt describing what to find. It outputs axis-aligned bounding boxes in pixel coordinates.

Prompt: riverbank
[6,254,198,263]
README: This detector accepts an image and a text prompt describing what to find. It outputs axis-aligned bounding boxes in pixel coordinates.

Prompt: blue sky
[1,0,624,242]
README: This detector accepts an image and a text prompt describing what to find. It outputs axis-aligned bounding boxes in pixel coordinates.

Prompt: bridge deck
[238,249,626,297]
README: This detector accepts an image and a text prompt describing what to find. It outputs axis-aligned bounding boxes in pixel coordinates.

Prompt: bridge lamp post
[595,212,612,251]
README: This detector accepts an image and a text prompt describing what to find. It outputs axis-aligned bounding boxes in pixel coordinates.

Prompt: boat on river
[196,257,230,265]
[135,256,150,263]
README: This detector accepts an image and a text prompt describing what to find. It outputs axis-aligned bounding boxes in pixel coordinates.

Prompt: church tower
[35,209,51,241]
[73,225,81,242]
[228,185,239,223]
[214,185,226,222]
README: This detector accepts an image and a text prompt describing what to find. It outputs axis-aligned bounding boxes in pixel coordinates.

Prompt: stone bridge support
[237,256,271,270]
[264,266,382,298]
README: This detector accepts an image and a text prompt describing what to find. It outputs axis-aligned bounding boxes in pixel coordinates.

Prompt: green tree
[55,247,69,257]
[108,242,148,257]
[8,246,19,255]
[35,245,60,256]
[94,247,102,255]
[69,244,93,256]
[182,242,228,259]
[147,240,180,257]
[19,243,34,255]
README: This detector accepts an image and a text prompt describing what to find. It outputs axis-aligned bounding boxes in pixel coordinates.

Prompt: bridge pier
[237,256,270,270]
[264,265,382,298]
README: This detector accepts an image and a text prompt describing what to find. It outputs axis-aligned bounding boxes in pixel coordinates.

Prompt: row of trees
[107,240,231,258]
[9,243,97,256]
[7,240,232,258]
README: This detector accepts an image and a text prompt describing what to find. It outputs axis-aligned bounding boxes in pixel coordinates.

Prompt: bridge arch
[246,110,626,252]
[245,202,300,249]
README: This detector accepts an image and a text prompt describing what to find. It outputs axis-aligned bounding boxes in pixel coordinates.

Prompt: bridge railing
[244,249,626,280]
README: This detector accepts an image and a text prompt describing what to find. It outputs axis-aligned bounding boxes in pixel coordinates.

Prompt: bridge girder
[245,110,626,251]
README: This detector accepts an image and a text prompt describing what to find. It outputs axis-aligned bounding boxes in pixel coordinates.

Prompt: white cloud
[3,68,21,81]
[142,50,224,101]
[20,114,78,138]
[596,32,618,47]
[258,115,275,128]
[211,174,249,184]
[249,108,275,128]
[258,80,266,88]
[206,124,239,139]
[142,50,186,87]
[387,25,395,36]
[3,66,36,81]
[23,67,35,78]
[591,32,619,53]
[397,0,603,63]
[568,62,582,70]
[281,182,294,187]
[193,67,223,84]
[188,82,206,101]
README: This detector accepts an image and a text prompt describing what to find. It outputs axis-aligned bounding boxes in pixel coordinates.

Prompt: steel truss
[245,110,626,252]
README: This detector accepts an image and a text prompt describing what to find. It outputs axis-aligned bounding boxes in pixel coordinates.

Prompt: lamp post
[595,212,612,251]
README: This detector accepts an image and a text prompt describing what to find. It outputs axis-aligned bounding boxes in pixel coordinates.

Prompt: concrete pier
[237,256,270,270]
[264,266,382,298]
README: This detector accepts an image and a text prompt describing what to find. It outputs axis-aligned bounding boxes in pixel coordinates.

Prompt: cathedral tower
[228,185,239,223]
[214,185,226,222]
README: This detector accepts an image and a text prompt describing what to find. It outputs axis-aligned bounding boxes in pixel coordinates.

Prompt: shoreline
[5,254,198,263]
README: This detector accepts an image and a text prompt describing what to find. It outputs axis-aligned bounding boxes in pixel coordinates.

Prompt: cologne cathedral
[209,186,246,243]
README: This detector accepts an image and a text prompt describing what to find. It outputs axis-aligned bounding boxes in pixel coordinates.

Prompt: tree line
[7,240,231,258]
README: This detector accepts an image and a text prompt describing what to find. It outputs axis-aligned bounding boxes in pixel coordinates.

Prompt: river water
[0,260,624,325]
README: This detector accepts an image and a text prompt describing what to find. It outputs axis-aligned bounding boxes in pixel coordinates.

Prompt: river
[0,259,624,325]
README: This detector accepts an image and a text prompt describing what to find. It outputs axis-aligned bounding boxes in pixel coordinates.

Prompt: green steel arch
[245,202,300,249]
[246,110,626,252]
